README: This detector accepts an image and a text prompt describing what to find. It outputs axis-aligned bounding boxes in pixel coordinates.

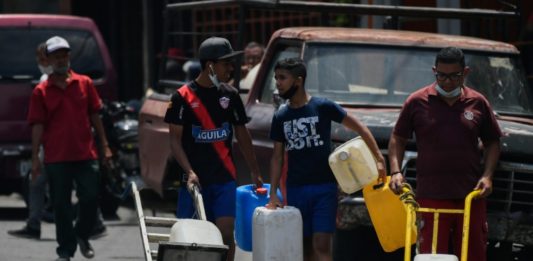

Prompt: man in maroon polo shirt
[388,47,501,261]
[27,36,112,261]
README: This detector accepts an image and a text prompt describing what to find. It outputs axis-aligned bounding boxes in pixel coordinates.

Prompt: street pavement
[0,193,148,261]
[0,193,256,261]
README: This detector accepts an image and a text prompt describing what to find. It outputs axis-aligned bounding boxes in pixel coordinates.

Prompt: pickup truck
[0,14,118,200]
[139,27,533,260]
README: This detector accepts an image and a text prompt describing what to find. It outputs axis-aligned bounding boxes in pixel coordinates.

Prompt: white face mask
[38,64,53,75]
[208,64,221,88]
[435,84,461,98]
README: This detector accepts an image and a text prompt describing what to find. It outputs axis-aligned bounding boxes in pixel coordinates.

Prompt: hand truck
[400,186,482,261]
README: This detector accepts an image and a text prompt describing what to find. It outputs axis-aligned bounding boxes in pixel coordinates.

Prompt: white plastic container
[252,206,303,261]
[328,136,378,193]
[414,254,459,261]
[169,219,224,246]
[234,245,253,261]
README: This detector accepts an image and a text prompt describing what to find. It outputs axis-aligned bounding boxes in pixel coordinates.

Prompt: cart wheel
[514,244,532,261]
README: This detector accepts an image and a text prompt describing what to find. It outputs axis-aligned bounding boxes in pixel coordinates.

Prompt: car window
[465,55,533,116]
[0,28,106,81]
[304,44,435,106]
[303,43,533,116]
[259,45,301,104]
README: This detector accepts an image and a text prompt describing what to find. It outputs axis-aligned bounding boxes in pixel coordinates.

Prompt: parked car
[242,27,533,260]
[138,27,533,259]
[0,14,118,200]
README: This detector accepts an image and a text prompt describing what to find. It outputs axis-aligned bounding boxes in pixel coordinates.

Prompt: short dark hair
[36,42,47,56]
[199,58,235,71]
[199,59,212,71]
[245,41,264,51]
[435,47,465,68]
[275,57,307,82]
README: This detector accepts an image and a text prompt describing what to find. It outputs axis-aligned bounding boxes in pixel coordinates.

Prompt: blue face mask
[435,84,461,98]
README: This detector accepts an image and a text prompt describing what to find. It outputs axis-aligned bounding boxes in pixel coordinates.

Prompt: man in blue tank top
[267,58,386,261]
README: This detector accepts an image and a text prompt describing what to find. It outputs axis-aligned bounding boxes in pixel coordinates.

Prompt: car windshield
[304,43,533,116]
[0,28,106,81]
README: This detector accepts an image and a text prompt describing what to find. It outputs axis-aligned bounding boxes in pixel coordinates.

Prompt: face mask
[280,82,298,100]
[53,62,70,75]
[38,64,53,75]
[208,64,221,88]
[435,84,461,98]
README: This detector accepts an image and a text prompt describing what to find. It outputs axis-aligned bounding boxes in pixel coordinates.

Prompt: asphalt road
[0,193,147,261]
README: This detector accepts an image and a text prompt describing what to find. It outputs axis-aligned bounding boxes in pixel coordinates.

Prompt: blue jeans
[27,170,49,230]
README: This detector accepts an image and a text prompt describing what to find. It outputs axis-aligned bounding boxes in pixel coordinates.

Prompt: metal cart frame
[402,187,482,261]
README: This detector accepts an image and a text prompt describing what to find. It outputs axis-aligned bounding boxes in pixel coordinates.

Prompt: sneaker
[56,257,70,261]
[89,225,107,240]
[77,237,95,259]
[7,226,40,239]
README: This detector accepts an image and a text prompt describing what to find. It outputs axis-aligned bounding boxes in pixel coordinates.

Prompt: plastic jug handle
[255,187,268,195]
[372,180,385,190]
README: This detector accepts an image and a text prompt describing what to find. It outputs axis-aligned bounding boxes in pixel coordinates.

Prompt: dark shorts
[418,198,488,261]
[176,181,236,222]
[287,183,337,237]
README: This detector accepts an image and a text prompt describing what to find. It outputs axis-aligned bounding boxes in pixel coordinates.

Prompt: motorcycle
[98,100,142,218]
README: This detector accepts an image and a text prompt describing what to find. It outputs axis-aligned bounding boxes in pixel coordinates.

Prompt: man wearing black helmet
[164,37,263,260]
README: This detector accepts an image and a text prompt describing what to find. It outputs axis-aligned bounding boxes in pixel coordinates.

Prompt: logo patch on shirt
[219,97,230,109]
[283,116,324,151]
[191,122,231,143]
[464,110,474,121]
[191,102,200,109]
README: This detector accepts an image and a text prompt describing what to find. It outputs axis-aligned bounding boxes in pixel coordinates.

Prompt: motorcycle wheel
[99,163,124,220]
[99,187,120,220]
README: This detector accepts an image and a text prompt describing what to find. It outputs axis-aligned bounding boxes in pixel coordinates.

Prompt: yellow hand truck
[401,186,482,261]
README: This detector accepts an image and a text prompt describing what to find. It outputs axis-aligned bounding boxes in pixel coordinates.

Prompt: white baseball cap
[46,36,70,54]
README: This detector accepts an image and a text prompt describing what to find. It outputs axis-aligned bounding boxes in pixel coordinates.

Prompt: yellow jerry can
[363,177,417,252]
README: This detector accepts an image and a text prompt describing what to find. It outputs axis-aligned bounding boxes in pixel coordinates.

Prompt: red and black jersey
[164,81,249,185]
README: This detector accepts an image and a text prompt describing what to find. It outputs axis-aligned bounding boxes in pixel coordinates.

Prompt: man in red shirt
[388,47,501,261]
[27,36,112,261]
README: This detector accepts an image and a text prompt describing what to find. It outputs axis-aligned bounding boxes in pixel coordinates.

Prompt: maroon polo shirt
[393,83,502,199]
[27,70,102,163]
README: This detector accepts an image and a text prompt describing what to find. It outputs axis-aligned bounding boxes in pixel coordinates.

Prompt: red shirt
[393,83,502,199]
[27,70,102,163]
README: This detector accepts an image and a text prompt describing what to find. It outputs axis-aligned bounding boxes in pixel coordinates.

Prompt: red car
[0,14,117,200]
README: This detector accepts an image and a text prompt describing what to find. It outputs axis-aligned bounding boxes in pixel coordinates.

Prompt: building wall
[0,0,70,14]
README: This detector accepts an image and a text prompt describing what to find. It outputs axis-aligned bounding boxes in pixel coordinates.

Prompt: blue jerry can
[235,184,282,252]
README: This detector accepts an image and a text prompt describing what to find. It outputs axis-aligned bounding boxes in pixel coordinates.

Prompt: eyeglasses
[435,71,463,81]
